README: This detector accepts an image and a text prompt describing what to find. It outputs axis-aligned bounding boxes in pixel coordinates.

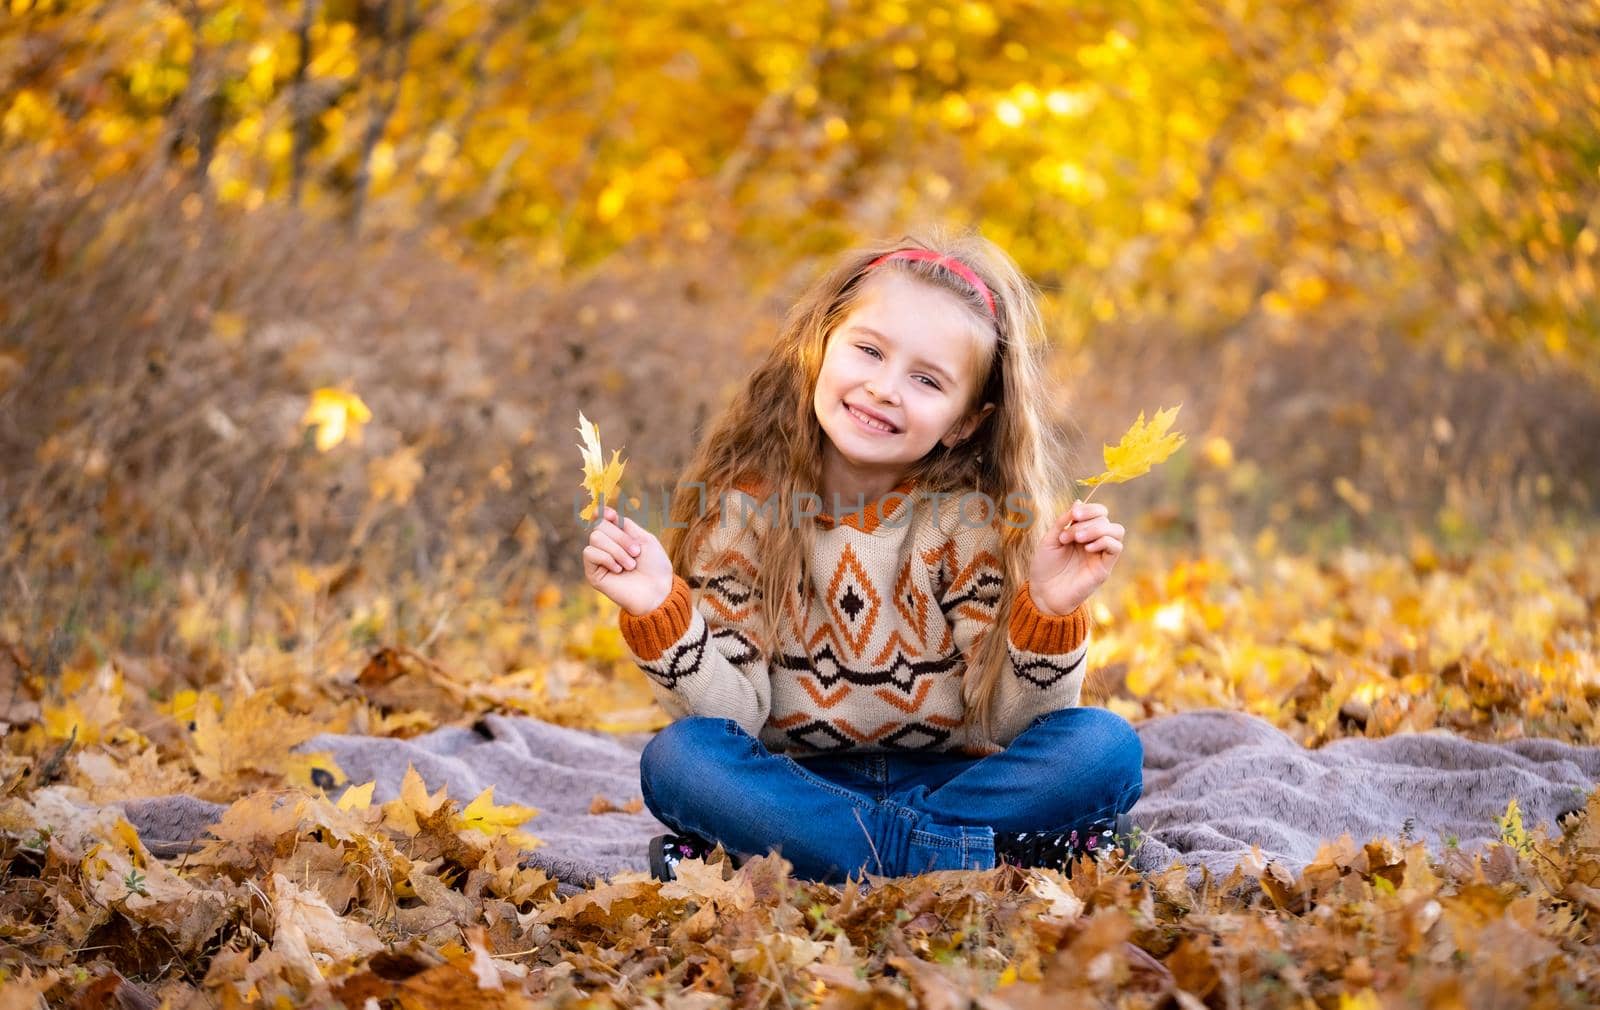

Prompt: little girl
[584,228,1142,884]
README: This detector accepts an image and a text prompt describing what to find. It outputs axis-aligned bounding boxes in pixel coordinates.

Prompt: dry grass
[2,172,1597,666]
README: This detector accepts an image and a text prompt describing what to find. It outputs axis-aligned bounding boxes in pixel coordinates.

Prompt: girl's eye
[857,345,940,389]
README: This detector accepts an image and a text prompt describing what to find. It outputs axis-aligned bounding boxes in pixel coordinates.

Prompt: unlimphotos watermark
[575,483,1039,531]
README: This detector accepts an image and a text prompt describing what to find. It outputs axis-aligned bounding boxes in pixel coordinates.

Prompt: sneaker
[994,812,1137,877]
[649,832,744,882]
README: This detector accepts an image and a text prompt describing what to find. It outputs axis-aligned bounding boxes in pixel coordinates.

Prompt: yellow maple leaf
[576,410,627,522]
[302,387,372,452]
[399,764,448,815]
[40,701,87,743]
[458,786,542,850]
[383,764,449,834]
[337,781,377,811]
[42,663,124,745]
[1497,796,1531,853]
[188,690,328,785]
[163,688,215,725]
[1080,405,1187,487]
[281,751,348,792]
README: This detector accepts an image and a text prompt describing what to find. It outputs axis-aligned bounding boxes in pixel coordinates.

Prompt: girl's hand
[583,506,674,616]
[1027,499,1125,617]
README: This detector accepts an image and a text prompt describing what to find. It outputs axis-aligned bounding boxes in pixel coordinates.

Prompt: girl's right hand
[583,506,674,616]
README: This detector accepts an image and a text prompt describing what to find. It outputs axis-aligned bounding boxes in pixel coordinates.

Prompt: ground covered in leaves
[3,523,1599,1008]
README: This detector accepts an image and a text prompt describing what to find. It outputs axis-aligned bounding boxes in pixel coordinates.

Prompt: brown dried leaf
[588,794,644,815]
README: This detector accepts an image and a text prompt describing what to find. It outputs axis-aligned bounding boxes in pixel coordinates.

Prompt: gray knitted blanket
[122,709,1599,896]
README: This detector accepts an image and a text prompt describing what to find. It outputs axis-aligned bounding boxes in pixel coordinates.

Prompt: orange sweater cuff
[1008,581,1089,655]
[618,574,694,661]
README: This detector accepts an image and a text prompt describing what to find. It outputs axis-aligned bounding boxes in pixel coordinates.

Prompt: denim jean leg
[639,717,993,881]
[892,707,1145,835]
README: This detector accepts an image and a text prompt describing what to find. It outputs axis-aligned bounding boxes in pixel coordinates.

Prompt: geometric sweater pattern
[618,478,1092,758]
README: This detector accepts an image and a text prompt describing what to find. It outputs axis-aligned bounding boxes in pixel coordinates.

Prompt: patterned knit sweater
[617,479,1092,757]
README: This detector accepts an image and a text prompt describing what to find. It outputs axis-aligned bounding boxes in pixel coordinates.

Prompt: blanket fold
[1129,709,1598,885]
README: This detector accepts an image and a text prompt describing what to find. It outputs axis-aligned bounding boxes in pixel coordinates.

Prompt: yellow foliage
[2,89,54,140]
[2,0,1596,391]
[301,387,372,452]
[1201,435,1234,469]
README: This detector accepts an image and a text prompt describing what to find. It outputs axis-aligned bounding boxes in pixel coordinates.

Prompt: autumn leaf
[589,794,645,815]
[458,786,541,849]
[576,410,627,522]
[1024,870,1084,923]
[1080,405,1187,488]
[302,387,372,452]
[337,781,376,811]
[281,751,348,792]
[267,872,383,968]
[368,445,424,504]
[188,690,333,786]
[383,764,450,835]
[41,663,123,746]
[1498,796,1532,853]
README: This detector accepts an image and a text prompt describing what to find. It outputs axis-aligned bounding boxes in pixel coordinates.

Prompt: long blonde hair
[665,225,1077,744]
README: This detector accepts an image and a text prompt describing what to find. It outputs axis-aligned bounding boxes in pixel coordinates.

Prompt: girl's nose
[866,381,899,404]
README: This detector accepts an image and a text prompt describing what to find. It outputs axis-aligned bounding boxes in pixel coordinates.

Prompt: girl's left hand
[1027,500,1125,617]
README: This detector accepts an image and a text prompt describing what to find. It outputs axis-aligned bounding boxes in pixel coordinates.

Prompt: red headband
[864,248,997,318]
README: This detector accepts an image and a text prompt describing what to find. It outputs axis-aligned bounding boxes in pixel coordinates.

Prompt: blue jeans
[639,706,1144,883]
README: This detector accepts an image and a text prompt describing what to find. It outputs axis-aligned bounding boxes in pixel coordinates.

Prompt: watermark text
[575,483,1039,531]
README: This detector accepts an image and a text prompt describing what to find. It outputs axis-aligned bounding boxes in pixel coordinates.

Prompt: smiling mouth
[845,403,899,434]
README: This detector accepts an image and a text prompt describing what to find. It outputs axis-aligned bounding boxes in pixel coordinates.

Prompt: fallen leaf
[459,786,541,849]
[302,387,372,452]
[589,794,644,815]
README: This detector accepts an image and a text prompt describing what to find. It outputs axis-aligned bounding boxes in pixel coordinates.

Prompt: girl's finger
[619,516,649,555]
[588,526,635,569]
[601,507,630,533]
[583,544,623,575]
[1047,514,1077,547]
[588,524,626,553]
[1068,501,1108,521]
[1087,536,1122,554]
[1095,520,1125,541]
[1064,518,1108,543]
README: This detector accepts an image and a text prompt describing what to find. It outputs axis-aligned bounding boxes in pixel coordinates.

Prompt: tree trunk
[349,0,420,235]
[290,0,323,208]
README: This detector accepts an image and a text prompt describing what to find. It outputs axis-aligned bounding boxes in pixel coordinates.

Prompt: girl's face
[813,272,996,480]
